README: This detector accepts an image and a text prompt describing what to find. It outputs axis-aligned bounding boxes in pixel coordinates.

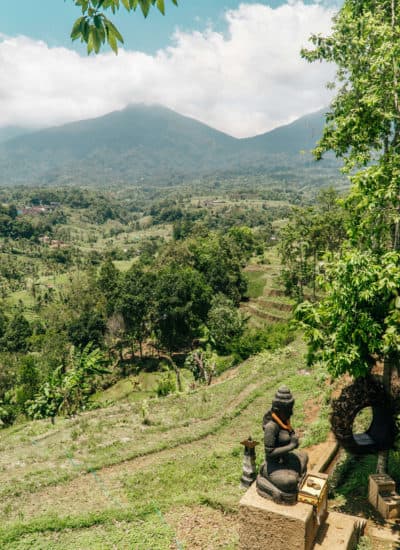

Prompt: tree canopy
[297,0,400,379]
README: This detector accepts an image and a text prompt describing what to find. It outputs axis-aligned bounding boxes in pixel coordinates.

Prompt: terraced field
[242,249,294,327]
[0,339,329,549]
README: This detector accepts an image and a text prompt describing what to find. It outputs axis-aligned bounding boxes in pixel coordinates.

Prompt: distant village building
[39,235,69,249]
[18,203,59,216]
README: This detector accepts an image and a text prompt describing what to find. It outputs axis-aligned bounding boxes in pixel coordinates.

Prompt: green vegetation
[0,179,306,427]
[0,339,328,548]
[71,0,179,54]
[2,1,398,544]
[298,0,400,380]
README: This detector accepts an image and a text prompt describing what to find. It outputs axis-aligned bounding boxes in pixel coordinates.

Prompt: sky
[0,1,340,137]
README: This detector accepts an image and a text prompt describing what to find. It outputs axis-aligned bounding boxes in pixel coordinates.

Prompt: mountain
[0,105,335,186]
[0,126,33,144]
[243,110,326,154]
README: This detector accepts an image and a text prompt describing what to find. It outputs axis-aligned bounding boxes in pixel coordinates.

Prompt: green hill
[0,106,339,186]
[0,339,329,549]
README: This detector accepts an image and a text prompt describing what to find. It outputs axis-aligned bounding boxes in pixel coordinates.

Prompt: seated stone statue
[256,385,308,504]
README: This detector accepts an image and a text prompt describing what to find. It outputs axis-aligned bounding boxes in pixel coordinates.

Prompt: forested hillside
[0,106,341,186]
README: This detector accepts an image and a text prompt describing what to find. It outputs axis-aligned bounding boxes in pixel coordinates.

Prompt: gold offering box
[298,472,328,521]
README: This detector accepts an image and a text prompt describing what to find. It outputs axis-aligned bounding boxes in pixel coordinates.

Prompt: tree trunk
[165,354,183,392]
[376,355,394,474]
[313,248,317,301]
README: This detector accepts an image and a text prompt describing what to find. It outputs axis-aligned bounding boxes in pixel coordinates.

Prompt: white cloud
[0,2,336,137]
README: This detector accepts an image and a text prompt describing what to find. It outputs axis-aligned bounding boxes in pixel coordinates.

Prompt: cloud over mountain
[0,2,336,137]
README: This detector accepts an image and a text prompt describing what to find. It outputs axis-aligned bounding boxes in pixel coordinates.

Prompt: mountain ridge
[0,104,332,186]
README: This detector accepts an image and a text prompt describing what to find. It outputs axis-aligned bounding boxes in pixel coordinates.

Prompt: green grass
[112,259,136,272]
[92,370,194,404]
[330,450,400,517]
[0,339,329,549]
[245,270,266,299]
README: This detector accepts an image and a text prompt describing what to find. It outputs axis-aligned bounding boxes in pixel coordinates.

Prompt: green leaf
[156,0,165,15]
[108,31,118,53]
[71,16,85,40]
[104,18,124,43]
[139,0,151,17]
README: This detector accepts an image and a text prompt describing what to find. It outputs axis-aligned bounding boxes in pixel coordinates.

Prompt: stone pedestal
[239,483,319,550]
[368,474,400,519]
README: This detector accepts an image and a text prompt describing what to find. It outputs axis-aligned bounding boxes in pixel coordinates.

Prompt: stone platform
[313,511,366,550]
[239,483,319,550]
[239,483,364,550]
[368,474,400,519]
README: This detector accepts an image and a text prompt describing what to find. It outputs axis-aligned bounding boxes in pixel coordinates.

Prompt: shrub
[156,371,176,397]
[231,322,295,361]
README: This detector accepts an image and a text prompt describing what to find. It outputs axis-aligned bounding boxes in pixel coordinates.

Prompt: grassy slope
[242,248,294,327]
[0,338,329,549]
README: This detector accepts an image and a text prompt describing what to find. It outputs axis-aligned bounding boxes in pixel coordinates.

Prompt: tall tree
[299,0,400,473]
[152,265,211,353]
[279,189,346,301]
[117,265,154,359]
[97,257,121,316]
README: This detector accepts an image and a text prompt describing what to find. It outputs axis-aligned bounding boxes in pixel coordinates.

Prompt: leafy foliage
[152,265,211,352]
[279,188,347,301]
[71,0,178,53]
[185,349,215,385]
[296,250,400,377]
[206,293,245,354]
[298,0,400,382]
[29,344,107,419]
[231,323,295,362]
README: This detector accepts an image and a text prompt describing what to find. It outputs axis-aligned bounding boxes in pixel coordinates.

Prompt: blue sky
[2,0,332,53]
[0,2,338,136]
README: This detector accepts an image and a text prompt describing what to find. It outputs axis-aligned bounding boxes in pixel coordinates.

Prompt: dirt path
[2,416,333,529]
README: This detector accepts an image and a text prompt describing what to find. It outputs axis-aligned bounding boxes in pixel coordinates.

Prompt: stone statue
[256,386,308,504]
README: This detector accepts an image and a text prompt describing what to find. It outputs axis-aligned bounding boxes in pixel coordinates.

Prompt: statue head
[271,385,294,421]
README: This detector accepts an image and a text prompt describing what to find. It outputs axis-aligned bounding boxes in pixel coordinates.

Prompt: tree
[15,356,40,413]
[189,234,247,305]
[206,293,246,354]
[97,257,121,316]
[67,309,106,349]
[279,189,346,301]
[70,0,178,54]
[152,265,211,353]
[2,313,32,352]
[299,0,400,473]
[105,313,126,364]
[117,265,155,359]
[185,349,215,386]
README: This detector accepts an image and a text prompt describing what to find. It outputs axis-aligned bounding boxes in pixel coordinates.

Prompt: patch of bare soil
[303,397,320,425]
[264,289,286,297]
[166,505,238,549]
[244,265,265,272]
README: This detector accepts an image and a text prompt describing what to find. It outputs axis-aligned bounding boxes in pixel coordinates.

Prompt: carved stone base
[256,473,297,504]
[239,483,364,550]
[368,474,400,519]
[239,483,319,550]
